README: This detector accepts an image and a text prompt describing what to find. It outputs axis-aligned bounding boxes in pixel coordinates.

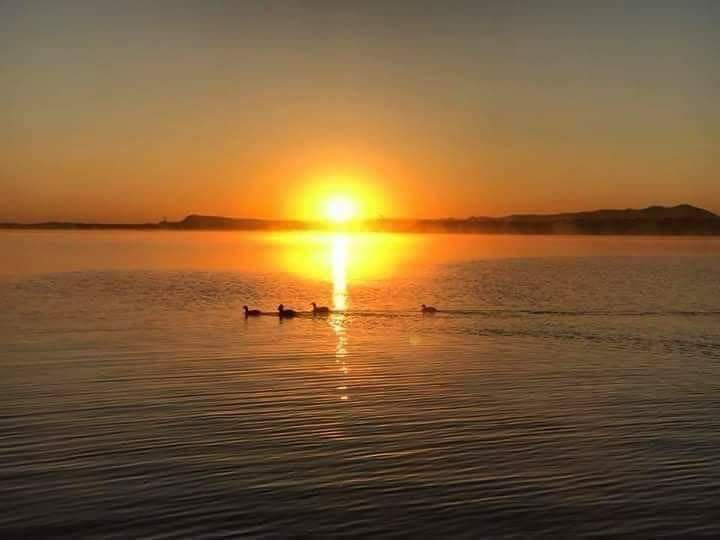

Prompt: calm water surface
[2,231,720,537]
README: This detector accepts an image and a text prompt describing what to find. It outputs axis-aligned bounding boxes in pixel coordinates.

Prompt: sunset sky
[2,1,718,222]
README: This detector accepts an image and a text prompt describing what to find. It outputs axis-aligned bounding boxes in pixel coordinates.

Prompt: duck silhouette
[278,304,298,318]
[421,304,438,314]
[311,302,331,315]
[243,305,261,317]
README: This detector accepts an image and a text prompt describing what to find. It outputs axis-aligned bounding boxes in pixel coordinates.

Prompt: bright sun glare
[325,196,358,223]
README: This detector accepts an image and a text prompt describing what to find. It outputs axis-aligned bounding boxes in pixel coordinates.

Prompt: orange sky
[2,2,718,222]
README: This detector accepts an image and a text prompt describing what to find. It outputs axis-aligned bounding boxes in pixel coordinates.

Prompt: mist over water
[2,231,720,537]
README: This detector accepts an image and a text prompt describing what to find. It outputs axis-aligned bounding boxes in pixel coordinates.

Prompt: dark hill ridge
[162,204,720,235]
[503,204,717,223]
[176,215,309,230]
[2,205,719,235]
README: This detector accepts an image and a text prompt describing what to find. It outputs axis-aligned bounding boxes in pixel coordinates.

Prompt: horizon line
[2,203,718,226]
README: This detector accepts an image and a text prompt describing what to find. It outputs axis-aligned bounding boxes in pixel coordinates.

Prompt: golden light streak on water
[331,234,349,312]
[330,234,350,401]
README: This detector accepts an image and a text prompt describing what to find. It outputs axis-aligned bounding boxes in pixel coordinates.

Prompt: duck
[243,305,262,317]
[278,304,298,318]
[421,304,438,314]
[311,302,331,315]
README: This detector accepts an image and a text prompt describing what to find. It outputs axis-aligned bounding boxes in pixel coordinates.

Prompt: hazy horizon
[2,1,718,223]
[2,202,719,225]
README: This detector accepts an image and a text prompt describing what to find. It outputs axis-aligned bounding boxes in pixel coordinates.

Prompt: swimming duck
[278,304,298,318]
[243,305,261,317]
[311,302,331,315]
[421,304,438,314]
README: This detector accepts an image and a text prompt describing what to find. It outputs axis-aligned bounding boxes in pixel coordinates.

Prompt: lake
[2,231,719,537]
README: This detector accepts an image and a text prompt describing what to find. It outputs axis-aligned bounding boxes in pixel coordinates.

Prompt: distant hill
[2,205,719,235]
[173,215,310,231]
[504,204,717,223]
[363,205,720,235]
[480,204,720,234]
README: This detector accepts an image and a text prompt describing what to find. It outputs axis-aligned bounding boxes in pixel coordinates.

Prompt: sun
[325,196,358,223]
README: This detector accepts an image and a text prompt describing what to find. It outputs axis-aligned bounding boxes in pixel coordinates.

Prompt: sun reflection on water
[270,231,419,286]
[268,231,422,403]
[330,235,350,401]
[330,235,348,312]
